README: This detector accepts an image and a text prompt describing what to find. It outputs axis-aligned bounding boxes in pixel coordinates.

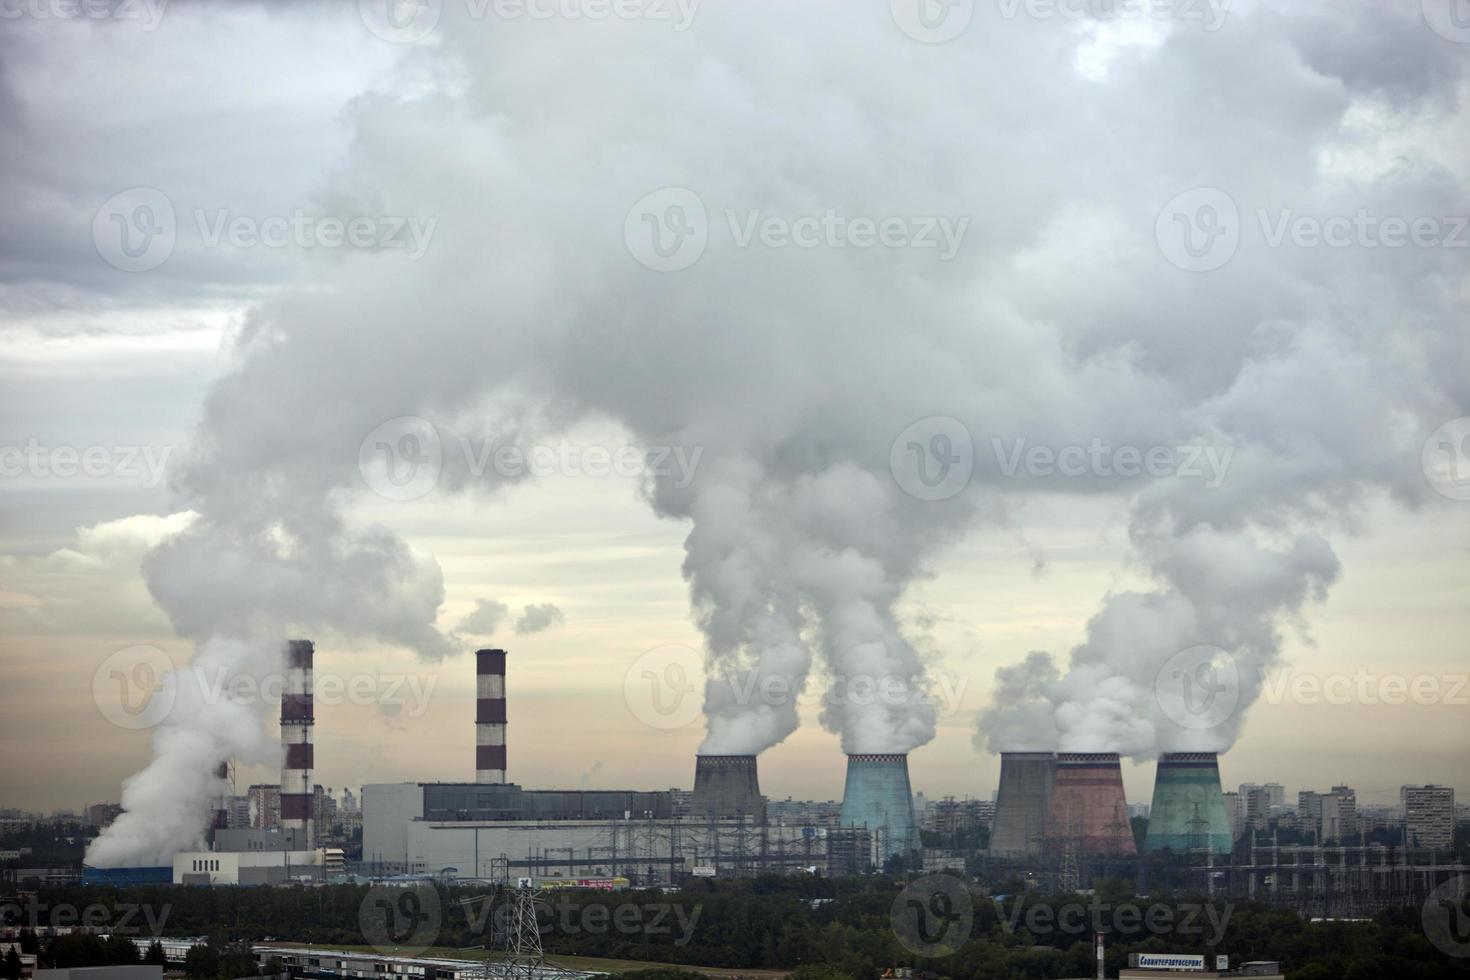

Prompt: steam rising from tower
[476,648,507,784]
[280,639,314,850]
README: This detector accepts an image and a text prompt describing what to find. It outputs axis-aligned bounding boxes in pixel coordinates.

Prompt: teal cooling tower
[1143,752,1234,855]
[839,753,918,861]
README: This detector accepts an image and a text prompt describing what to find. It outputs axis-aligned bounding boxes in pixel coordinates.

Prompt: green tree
[184,943,221,980]
[143,941,168,966]
[105,934,141,965]
[3,947,24,980]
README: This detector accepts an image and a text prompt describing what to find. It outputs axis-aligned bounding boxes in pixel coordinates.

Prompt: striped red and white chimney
[476,648,507,784]
[280,639,315,850]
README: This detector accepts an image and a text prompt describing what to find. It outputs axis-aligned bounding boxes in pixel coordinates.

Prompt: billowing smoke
[83,0,1467,862]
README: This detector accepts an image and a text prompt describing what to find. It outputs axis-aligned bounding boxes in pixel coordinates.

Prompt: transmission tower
[480,879,549,980]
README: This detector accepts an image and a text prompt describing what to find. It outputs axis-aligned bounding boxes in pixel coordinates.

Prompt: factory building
[691,755,765,824]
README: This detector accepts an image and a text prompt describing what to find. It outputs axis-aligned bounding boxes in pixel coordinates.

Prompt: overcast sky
[1,0,1468,822]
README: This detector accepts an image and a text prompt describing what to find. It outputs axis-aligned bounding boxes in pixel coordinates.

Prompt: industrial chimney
[209,760,231,841]
[1143,752,1233,855]
[989,751,1056,857]
[280,639,315,851]
[1046,752,1136,857]
[476,648,507,784]
[691,755,764,824]
[839,753,918,861]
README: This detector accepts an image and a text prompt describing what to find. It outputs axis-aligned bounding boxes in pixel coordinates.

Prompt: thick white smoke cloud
[82,0,1468,860]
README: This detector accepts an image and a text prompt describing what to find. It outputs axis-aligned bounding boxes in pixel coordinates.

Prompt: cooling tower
[1143,752,1234,855]
[1046,752,1136,857]
[280,639,315,850]
[690,754,764,824]
[839,753,918,860]
[476,648,507,784]
[989,751,1056,857]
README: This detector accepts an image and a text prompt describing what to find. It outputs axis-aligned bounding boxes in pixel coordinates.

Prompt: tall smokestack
[476,648,507,784]
[1143,752,1233,855]
[280,639,315,850]
[839,753,917,861]
[691,755,763,824]
[1046,752,1136,858]
[210,761,230,839]
[990,752,1055,857]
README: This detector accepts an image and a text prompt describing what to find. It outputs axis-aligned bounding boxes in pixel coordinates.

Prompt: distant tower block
[1143,752,1234,855]
[691,755,764,824]
[1046,752,1137,858]
[839,753,918,861]
[990,752,1056,857]
[279,639,315,850]
[476,649,507,784]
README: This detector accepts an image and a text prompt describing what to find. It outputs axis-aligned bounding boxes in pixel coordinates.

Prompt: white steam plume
[79,0,1468,860]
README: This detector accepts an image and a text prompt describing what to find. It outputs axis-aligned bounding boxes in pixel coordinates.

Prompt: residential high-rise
[1320,785,1357,842]
[1402,785,1455,851]
[1221,791,1243,842]
[248,784,281,829]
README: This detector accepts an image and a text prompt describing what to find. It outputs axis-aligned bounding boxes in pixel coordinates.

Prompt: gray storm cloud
[68,0,1469,863]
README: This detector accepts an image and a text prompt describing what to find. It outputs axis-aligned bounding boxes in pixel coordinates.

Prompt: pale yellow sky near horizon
[2,417,1467,814]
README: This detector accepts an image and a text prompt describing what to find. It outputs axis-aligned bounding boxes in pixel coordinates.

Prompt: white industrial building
[172,848,323,885]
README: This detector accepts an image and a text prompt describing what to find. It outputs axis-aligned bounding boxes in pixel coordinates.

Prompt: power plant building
[838,753,918,862]
[1046,752,1136,857]
[989,752,1055,857]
